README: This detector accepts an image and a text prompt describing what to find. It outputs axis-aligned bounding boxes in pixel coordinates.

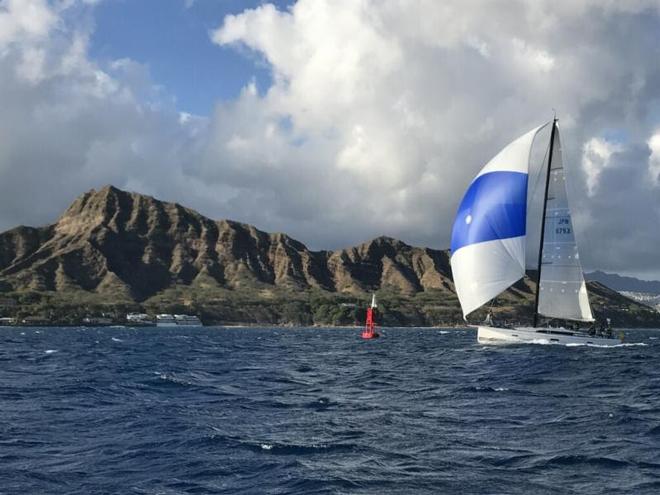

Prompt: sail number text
[556,217,571,235]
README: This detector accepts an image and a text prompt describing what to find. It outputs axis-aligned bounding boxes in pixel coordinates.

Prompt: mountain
[0,186,658,327]
[0,185,455,299]
[586,271,660,294]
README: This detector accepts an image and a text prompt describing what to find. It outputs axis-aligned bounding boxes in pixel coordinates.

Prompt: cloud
[206,0,660,271]
[0,0,56,47]
[578,142,660,278]
[581,137,623,196]
[1,0,660,278]
[0,0,205,230]
[648,131,660,184]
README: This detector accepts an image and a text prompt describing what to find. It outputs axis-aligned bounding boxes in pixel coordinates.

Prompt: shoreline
[3,324,658,331]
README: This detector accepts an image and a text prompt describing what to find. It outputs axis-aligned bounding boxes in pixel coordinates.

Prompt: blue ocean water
[1,326,660,494]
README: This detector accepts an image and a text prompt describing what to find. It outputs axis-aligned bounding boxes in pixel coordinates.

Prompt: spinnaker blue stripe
[451,171,528,254]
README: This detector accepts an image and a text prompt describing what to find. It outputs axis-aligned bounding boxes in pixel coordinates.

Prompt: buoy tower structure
[361,294,380,339]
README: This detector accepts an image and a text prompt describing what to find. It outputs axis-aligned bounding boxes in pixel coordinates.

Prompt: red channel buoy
[361,294,380,339]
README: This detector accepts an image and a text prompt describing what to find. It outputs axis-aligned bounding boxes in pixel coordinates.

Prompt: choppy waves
[1,326,660,494]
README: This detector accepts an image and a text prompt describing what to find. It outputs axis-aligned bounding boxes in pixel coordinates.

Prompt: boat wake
[507,339,647,348]
[565,342,647,348]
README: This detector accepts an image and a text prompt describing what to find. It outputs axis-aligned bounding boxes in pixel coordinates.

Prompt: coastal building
[82,317,113,326]
[156,314,176,327]
[126,313,155,326]
[174,314,203,326]
[156,314,202,327]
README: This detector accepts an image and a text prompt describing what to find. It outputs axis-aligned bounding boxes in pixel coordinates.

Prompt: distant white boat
[450,118,622,346]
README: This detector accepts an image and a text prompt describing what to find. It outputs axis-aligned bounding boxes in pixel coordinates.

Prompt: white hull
[477,326,622,347]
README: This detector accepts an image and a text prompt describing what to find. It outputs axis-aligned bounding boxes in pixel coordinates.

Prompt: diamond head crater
[0,185,657,328]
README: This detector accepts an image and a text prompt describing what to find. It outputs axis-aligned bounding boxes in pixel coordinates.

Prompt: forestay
[536,127,594,321]
[450,123,547,318]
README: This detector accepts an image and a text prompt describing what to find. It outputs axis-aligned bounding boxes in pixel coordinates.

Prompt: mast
[533,118,557,328]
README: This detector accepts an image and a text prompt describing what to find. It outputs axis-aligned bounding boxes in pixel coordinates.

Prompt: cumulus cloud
[1,0,660,278]
[0,0,207,229]
[648,131,660,184]
[578,143,660,278]
[581,137,623,196]
[0,0,55,47]
[206,0,660,274]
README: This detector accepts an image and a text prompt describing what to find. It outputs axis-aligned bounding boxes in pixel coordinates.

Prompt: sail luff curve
[536,126,594,322]
[450,123,548,318]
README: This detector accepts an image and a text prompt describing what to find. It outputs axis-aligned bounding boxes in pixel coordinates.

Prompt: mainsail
[536,126,594,321]
[450,124,547,318]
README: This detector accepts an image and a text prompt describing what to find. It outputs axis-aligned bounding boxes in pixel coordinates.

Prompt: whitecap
[261,444,273,450]
[566,342,647,348]
[111,337,123,342]
[44,349,57,354]
[494,387,509,392]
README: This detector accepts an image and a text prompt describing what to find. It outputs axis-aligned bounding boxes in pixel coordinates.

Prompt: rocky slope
[0,186,657,326]
[586,270,660,294]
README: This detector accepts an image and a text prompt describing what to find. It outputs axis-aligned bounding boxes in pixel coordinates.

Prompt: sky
[1,0,660,279]
[90,0,293,114]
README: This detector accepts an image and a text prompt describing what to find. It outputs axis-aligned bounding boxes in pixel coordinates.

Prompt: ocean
[1,326,659,494]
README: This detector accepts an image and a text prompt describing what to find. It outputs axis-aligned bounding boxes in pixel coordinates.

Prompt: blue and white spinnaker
[450,124,547,318]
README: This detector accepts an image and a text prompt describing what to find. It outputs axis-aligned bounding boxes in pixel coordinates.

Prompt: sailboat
[450,118,622,346]
[361,294,380,339]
